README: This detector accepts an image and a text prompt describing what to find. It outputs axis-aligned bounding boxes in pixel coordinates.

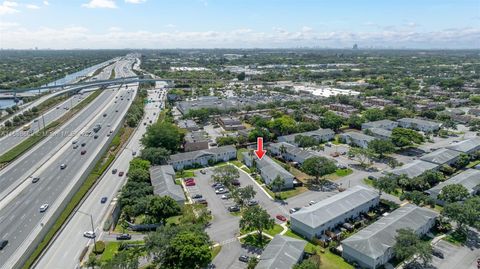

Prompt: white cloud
[43,1,49,6]
[125,0,146,3]
[1,25,479,49]
[82,0,117,9]
[26,4,40,9]
[0,1,19,15]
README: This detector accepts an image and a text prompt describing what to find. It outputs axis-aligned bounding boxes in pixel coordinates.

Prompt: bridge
[0,76,175,96]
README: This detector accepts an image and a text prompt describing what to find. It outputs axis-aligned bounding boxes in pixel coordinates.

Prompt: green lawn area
[230,160,244,168]
[289,166,311,182]
[165,215,182,226]
[100,241,144,262]
[241,166,251,173]
[444,230,467,245]
[211,245,222,260]
[363,178,374,186]
[176,169,195,178]
[240,234,271,249]
[283,229,353,269]
[335,168,353,177]
[237,148,248,161]
[265,224,284,236]
[267,186,308,200]
[466,159,480,168]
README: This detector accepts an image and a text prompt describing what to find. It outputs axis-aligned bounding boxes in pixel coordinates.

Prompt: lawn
[165,215,182,226]
[211,245,222,260]
[267,186,308,200]
[444,230,467,245]
[241,167,251,173]
[240,234,271,249]
[264,224,284,236]
[283,229,353,269]
[230,160,244,168]
[237,148,249,161]
[176,169,195,178]
[289,166,311,182]
[100,241,144,262]
[335,168,353,177]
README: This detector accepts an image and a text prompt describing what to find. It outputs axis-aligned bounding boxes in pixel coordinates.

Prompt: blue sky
[1,0,479,49]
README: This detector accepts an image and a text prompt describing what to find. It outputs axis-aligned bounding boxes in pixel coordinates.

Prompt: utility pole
[77,210,97,253]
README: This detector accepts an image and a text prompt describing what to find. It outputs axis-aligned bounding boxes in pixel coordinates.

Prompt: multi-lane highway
[0,55,140,268]
[0,60,119,153]
[35,81,167,269]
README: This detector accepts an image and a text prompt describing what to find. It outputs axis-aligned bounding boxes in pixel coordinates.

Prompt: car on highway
[60,163,67,169]
[0,240,8,250]
[116,234,132,240]
[81,142,86,147]
[83,231,96,239]
[103,113,107,117]
[73,144,79,149]
[100,197,108,204]
[39,204,49,213]
[276,215,287,222]
[238,255,249,263]
[31,177,40,183]
[72,140,78,145]
[309,200,316,206]
[81,150,87,155]
[118,171,124,177]
[94,135,99,139]
[112,169,117,174]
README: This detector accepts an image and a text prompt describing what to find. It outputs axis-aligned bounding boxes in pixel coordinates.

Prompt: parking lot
[431,234,480,269]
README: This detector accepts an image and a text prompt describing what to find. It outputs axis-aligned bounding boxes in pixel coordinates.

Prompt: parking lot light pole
[77,210,96,252]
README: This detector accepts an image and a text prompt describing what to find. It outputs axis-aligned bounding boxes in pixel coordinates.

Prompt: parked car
[100,197,108,204]
[212,183,224,188]
[214,185,225,190]
[39,204,49,212]
[184,178,195,182]
[94,135,99,139]
[116,234,132,240]
[118,171,124,177]
[112,169,117,174]
[221,194,231,200]
[81,142,86,147]
[196,199,208,205]
[228,205,240,212]
[81,150,87,155]
[73,144,79,149]
[276,215,287,222]
[192,194,203,199]
[186,181,196,186]
[232,180,241,186]
[83,231,96,238]
[247,200,258,206]
[238,255,249,263]
[432,249,444,259]
[0,240,8,250]
[200,169,206,174]
[368,175,377,180]
[215,188,228,194]
[289,207,301,214]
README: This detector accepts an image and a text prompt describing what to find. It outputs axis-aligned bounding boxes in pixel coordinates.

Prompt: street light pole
[77,210,96,253]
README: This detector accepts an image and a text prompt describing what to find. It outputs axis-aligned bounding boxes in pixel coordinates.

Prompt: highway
[0,56,139,268]
[34,81,168,269]
[0,85,136,269]
[0,60,119,153]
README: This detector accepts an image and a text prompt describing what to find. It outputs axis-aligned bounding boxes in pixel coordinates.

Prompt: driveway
[431,231,480,269]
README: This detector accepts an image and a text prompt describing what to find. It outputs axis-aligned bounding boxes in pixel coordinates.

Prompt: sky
[0,0,479,49]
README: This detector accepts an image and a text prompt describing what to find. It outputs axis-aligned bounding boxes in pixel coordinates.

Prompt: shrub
[93,241,105,254]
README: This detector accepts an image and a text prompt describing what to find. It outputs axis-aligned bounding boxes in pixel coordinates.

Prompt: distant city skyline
[0,0,479,49]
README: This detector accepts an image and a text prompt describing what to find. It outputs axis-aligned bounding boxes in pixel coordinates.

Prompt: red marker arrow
[254,137,266,159]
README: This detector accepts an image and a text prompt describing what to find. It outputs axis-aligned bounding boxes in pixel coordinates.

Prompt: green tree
[368,139,396,158]
[438,184,469,204]
[127,168,150,183]
[364,108,385,121]
[454,153,470,168]
[294,135,318,148]
[85,254,99,269]
[140,147,171,165]
[319,111,344,131]
[238,185,257,206]
[141,122,184,152]
[237,72,246,81]
[247,257,259,269]
[293,258,320,269]
[240,206,274,245]
[348,147,375,167]
[269,175,285,198]
[147,196,181,224]
[347,115,365,130]
[373,175,398,195]
[394,228,432,266]
[301,157,337,186]
[391,128,424,147]
[216,136,237,146]
[212,165,239,187]
[268,115,297,135]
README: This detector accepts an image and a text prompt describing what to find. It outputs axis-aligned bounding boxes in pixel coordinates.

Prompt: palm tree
[269,176,285,199]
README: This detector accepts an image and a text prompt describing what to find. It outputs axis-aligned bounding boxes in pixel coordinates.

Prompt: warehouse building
[291,186,380,240]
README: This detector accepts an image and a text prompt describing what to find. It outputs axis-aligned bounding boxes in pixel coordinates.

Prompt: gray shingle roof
[257,155,294,180]
[446,137,480,153]
[149,165,185,203]
[256,235,307,269]
[366,127,392,138]
[291,186,379,228]
[390,160,438,178]
[278,128,335,143]
[420,148,461,165]
[269,142,320,161]
[362,119,398,130]
[342,132,376,142]
[426,169,480,198]
[398,118,441,128]
[169,145,236,163]
[342,204,437,260]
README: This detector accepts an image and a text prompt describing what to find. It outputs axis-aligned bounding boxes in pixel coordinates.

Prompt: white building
[242,152,294,189]
[256,235,307,269]
[397,118,441,133]
[361,119,398,131]
[425,169,480,205]
[277,129,335,145]
[168,145,236,170]
[342,204,438,269]
[291,186,379,240]
[340,132,375,148]
[268,142,321,165]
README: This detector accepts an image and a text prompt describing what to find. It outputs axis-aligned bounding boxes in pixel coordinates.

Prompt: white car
[221,194,230,200]
[39,204,49,212]
[308,200,316,206]
[60,163,67,169]
[83,231,96,238]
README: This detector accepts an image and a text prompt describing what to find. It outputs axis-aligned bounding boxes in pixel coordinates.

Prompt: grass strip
[0,91,102,166]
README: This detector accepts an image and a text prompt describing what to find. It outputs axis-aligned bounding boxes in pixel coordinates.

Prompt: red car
[184,178,195,182]
[185,181,196,186]
[80,150,87,155]
[276,215,287,222]
[118,171,124,177]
